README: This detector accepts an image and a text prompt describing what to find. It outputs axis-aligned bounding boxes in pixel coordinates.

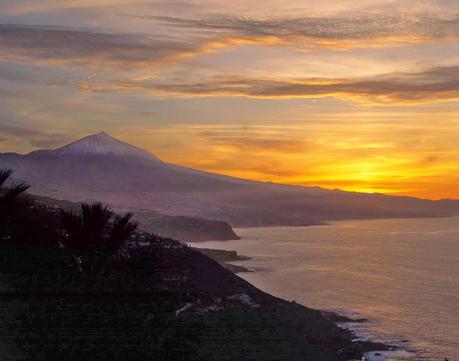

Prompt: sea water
[192,216,459,361]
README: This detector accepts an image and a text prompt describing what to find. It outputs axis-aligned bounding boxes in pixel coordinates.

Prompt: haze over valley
[1,132,459,232]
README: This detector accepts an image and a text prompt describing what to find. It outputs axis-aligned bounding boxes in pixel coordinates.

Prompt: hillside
[35,194,239,242]
[1,132,458,227]
[0,188,388,361]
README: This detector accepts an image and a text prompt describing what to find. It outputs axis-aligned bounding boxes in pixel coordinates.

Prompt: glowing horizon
[1,0,459,200]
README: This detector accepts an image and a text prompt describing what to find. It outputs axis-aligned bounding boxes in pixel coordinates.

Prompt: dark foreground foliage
[0,169,382,361]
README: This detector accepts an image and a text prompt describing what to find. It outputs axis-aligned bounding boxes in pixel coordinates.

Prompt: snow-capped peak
[51,132,161,161]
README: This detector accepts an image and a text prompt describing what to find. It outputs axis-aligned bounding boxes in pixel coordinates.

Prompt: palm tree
[60,209,84,249]
[0,169,30,239]
[0,169,30,210]
[0,169,12,187]
[60,203,138,275]
[108,213,138,255]
[61,203,112,248]
[80,202,113,249]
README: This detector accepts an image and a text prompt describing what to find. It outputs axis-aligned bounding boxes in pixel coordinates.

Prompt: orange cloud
[89,65,459,105]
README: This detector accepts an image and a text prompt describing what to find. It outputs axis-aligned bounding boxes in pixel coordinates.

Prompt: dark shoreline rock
[192,247,253,273]
[322,311,369,324]
[192,248,252,262]
[134,210,241,242]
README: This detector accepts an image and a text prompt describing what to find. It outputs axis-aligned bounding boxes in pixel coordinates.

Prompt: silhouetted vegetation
[0,168,379,361]
[0,169,138,287]
[0,168,31,240]
[60,202,138,275]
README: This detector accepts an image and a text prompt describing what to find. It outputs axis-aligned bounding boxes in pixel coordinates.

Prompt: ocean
[192,216,459,361]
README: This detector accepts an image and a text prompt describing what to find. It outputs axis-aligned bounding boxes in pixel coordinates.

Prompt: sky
[1,0,459,199]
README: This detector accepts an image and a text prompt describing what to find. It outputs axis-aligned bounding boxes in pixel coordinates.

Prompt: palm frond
[2,182,31,212]
[4,182,31,201]
[108,212,138,251]
[80,202,113,246]
[59,209,83,248]
[0,169,13,188]
[81,203,113,227]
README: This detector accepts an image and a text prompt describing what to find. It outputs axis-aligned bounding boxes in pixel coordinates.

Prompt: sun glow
[128,114,459,200]
[1,0,459,201]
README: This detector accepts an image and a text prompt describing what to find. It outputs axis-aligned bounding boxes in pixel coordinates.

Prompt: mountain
[48,131,160,161]
[1,131,459,228]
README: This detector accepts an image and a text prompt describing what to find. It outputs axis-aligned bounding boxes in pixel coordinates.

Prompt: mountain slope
[1,132,458,227]
[33,131,161,161]
[34,194,239,242]
[0,198,383,361]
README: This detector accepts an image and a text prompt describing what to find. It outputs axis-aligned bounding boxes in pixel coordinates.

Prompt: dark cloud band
[100,65,459,104]
[2,11,459,72]
[0,24,199,69]
[149,12,459,46]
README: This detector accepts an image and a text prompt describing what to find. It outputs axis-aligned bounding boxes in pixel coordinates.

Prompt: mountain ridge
[1,131,458,228]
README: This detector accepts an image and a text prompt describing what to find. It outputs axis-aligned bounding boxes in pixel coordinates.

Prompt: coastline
[194,246,407,360]
[3,193,436,361]
[0,191,400,361]
[191,217,459,361]
[1,238,390,361]
[325,312,412,361]
[335,316,416,361]
[192,247,254,273]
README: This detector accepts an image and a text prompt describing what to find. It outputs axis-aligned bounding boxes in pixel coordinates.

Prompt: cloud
[0,62,77,87]
[3,10,459,73]
[0,123,71,149]
[100,65,459,105]
[0,0,137,15]
[214,136,309,153]
[0,24,202,70]
[147,12,459,49]
[199,129,312,153]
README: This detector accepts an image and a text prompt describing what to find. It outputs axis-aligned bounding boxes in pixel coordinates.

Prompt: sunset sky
[1,0,459,199]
